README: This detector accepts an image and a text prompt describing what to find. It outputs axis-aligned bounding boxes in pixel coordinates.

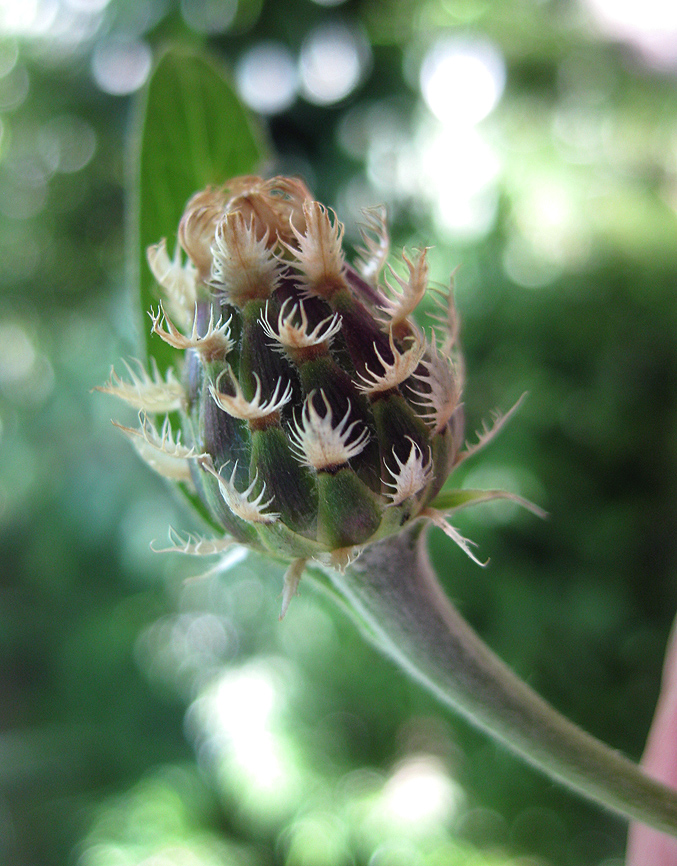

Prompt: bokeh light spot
[285,813,350,866]
[503,234,562,289]
[376,755,464,832]
[64,0,111,13]
[236,42,297,115]
[0,38,18,77]
[186,659,306,825]
[299,23,370,106]
[38,115,96,174]
[420,36,505,127]
[419,124,500,240]
[0,320,54,404]
[0,321,36,386]
[0,63,29,110]
[91,38,152,95]
[0,177,47,219]
[584,0,677,69]
[0,0,40,35]
[0,0,59,37]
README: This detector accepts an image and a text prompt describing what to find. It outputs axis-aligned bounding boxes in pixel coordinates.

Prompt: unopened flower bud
[101,175,539,616]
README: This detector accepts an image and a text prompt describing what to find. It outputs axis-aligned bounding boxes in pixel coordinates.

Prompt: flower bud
[100,175,540,616]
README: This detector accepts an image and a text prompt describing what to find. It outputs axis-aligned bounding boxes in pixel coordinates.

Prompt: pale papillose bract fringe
[100,174,534,615]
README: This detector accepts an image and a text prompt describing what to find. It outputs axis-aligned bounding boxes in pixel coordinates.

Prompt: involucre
[101,175,533,615]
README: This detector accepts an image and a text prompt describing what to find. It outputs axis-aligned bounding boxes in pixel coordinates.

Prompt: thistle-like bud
[101,175,537,615]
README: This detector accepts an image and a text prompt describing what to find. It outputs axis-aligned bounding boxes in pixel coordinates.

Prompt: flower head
[102,174,534,615]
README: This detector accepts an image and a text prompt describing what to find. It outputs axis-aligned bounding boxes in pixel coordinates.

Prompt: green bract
[102,175,534,615]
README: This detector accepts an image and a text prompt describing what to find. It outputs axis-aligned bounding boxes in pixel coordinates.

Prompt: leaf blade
[130,45,267,370]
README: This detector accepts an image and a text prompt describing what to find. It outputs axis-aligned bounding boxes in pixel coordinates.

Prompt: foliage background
[2,0,677,864]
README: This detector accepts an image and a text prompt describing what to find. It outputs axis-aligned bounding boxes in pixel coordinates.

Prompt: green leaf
[429,488,504,512]
[129,45,267,371]
[430,487,547,518]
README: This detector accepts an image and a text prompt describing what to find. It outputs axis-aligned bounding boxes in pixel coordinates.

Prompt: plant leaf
[129,45,267,371]
[430,487,547,518]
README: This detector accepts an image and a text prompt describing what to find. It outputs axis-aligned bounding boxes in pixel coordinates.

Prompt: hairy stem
[311,524,677,836]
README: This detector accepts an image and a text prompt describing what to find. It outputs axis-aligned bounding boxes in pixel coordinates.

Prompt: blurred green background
[2,0,677,864]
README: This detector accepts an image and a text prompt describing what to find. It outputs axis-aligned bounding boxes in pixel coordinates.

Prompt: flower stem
[311,524,677,836]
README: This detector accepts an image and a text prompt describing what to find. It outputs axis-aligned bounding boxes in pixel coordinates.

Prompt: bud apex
[211,212,280,304]
[286,201,346,299]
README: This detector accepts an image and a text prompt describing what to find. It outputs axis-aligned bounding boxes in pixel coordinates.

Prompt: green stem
[310,524,677,836]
